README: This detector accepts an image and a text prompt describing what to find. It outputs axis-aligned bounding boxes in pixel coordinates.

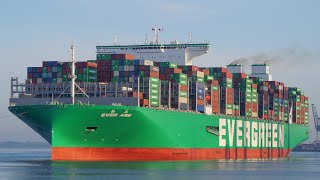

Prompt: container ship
[8,33,309,161]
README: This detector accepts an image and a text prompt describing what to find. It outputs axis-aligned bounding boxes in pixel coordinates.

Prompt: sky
[0,0,320,143]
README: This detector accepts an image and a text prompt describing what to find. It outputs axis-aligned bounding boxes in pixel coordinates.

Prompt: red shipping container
[112,54,135,60]
[227,99,233,104]
[139,66,146,71]
[252,84,257,89]
[212,102,219,107]
[222,72,232,78]
[226,88,234,94]
[133,92,143,99]
[150,71,159,78]
[214,67,228,73]
[37,67,42,73]
[87,62,97,68]
[212,107,219,113]
[235,73,248,79]
[212,91,219,97]
[160,74,165,80]
[165,68,182,74]
[202,69,209,75]
[191,66,199,71]
[208,80,219,86]
[31,78,37,84]
[77,68,83,74]
[180,85,188,92]
[42,61,48,67]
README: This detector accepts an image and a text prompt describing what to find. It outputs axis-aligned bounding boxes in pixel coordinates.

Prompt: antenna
[144,33,148,44]
[189,32,192,43]
[114,34,117,45]
[70,45,76,105]
[152,27,163,44]
[58,45,89,103]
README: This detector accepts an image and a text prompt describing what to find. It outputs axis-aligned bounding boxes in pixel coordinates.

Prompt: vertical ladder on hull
[312,104,320,141]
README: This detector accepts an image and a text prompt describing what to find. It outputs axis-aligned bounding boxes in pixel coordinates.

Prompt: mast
[71,45,76,105]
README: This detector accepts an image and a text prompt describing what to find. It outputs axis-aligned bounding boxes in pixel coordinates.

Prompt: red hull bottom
[52,147,292,161]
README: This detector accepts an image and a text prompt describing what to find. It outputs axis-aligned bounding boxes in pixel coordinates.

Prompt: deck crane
[311,104,320,141]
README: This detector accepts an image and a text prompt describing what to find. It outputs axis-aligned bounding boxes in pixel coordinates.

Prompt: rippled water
[0,149,320,180]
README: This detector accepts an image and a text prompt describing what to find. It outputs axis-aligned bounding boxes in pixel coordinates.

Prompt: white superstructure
[227,64,243,73]
[250,64,272,81]
[96,42,210,65]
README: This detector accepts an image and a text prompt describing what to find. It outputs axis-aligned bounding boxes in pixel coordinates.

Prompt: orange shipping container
[202,69,209,75]
[143,99,149,106]
[208,80,219,86]
[133,92,143,99]
[212,91,219,97]
[180,85,188,92]
[197,100,204,106]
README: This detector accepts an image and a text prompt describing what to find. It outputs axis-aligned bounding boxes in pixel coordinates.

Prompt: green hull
[8,105,309,160]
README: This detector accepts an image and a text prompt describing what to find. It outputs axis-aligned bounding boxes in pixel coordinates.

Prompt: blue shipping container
[27,67,32,73]
[197,105,204,112]
[133,60,140,66]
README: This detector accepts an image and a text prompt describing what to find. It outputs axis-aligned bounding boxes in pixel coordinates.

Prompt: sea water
[0,149,320,180]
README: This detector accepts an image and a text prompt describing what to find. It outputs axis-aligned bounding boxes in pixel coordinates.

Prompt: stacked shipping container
[26,55,309,124]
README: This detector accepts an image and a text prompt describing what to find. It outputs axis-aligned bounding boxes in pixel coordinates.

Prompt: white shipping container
[128,66,135,71]
[226,109,233,115]
[192,71,204,78]
[114,71,119,76]
[252,112,258,118]
[37,78,42,84]
[152,66,159,72]
[251,64,270,74]
[139,59,154,66]
[259,86,268,91]
[227,64,243,73]
[205,106,212,115]
[128,77,134,82]
[179,97,188,104]
[57,78,62,84]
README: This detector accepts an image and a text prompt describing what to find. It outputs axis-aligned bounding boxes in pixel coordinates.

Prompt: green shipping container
[175,73,187,79]
[150,95,159,100]
[111,77,119,82]
[227,104,233,109]
[221,82,232,88]
[212,86,219,91]
[97,54,112,60]
[150,89,159,95]
[180,91,188,98]
[139,71,145,77]
[160,62,177,68]
[150,83,159,89]
[150,100,159,106]
[192,77,204,83]
[177,80,188,86]
[42,67,48,73]
[112,65,119,71]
